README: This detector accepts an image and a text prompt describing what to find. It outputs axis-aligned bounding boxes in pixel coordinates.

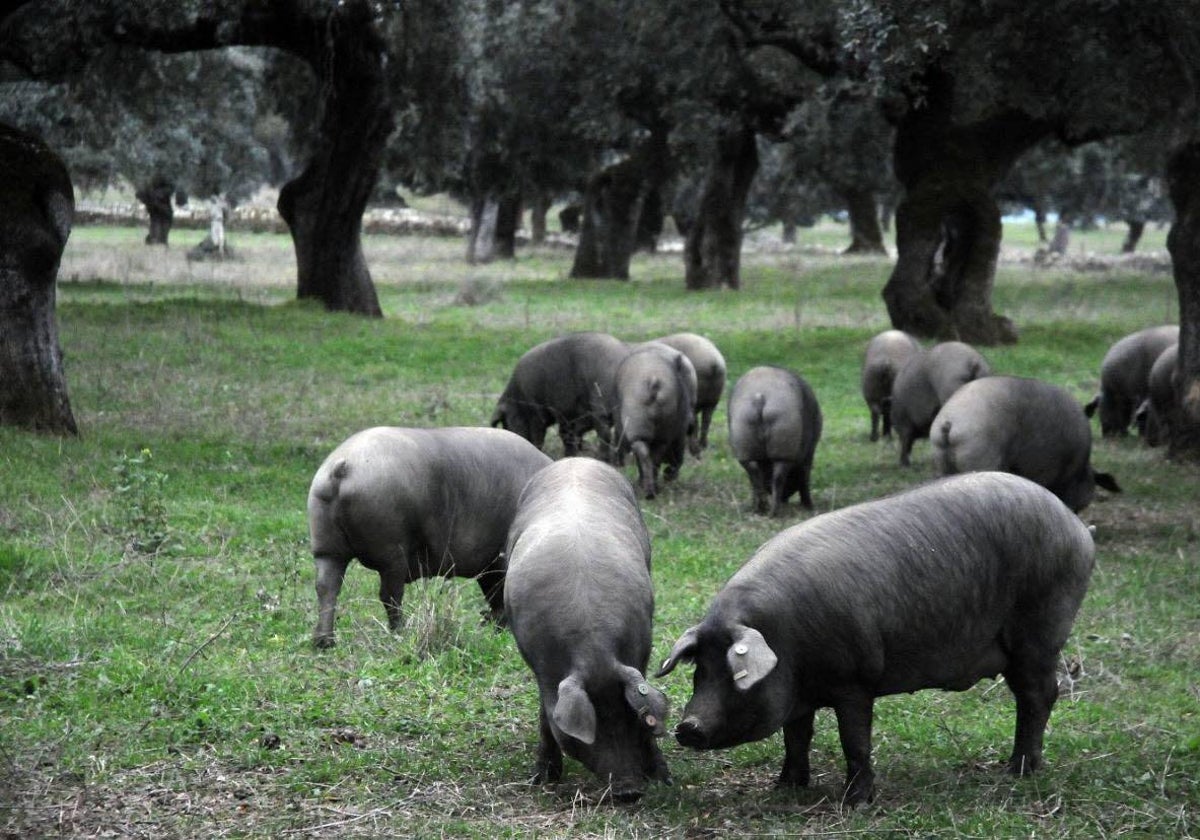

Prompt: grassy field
[1,220,1196,837]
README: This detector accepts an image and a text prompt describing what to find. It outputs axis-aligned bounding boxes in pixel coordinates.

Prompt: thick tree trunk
[559,203,581,233]
[0,123,77,435]
[1165,142,1200,459]
[529,193,549,245]
[841,187,886,254]
[570,157,643,279]
[684,126,758,290]
[884,71,1048,344]
[1049,221,1071,255]
[466,193,520,262]
[135,179,174,245]
[466,197,498,263]
[571,133,669,280]
[1122,219,1145,253]
[277,10,390,315]
[636,186,664,253]
[493,193,520,259]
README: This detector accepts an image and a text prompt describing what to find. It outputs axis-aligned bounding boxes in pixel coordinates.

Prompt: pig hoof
[532,762,562,785]
[776,770,810,789]
[841,780,875,808]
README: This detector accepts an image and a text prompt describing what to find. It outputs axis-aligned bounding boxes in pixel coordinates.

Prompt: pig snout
[674,715,711,749]
[608,775,646,802]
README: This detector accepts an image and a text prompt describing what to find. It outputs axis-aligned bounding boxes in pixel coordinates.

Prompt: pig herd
[303,324,1169,805]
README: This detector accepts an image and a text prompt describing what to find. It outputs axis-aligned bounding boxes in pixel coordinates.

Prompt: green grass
[1,222,1196,837]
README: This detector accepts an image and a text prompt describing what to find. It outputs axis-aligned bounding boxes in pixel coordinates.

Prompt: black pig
[306,426,552,647]
[505,458,671,799]
[657,472,1094,805]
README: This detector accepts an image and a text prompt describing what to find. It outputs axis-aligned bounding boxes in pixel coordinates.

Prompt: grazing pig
[890,340,991,465]
[613,344,696,498]
[1135,343,1180,447]
[727,366,822,515]
[657,472,1095,805]
[504,458,672,799]
[1084,324,1179,436]
[860,329,921,441]
[306,426,552,648]
[932,376,1120,512]
[654,332,727,452]
[491,331,630,459]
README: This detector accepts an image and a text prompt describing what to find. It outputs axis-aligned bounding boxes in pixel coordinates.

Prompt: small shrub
[112,448,171,554]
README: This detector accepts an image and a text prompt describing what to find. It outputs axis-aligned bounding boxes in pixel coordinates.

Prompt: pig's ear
[552,674,596,745]
[655,626,700,677]
[619,666,669,736]
[727,625,778,691]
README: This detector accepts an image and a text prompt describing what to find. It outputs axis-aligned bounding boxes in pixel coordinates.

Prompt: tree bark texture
[636,186,664,253]
[1165,141,1200,459]
[571,134,669,280]
[135,179,174,245]
[0,0,393,317]
[0,123,77,435]
[466,193,519,263]
[884,71,1049,344]
[529,193,549,245]
[840,187,886,254]
[684,126,759,290]
[493,194,520,259]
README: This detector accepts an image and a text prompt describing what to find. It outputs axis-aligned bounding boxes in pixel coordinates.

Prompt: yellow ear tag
[732,669,749,681]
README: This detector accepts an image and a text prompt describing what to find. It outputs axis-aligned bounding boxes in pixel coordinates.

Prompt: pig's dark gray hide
[307,426,552,648]
[1133,343,1179,447]
[491,331,630,459]
[860,330,920,441]
[932,375,1120,512]
[890,341,991,466]
[654,332,727,452]
[727,365,823,516]
[613,345,696,498]
[1084,325,1178,437]
[657,472,1094,805]
[504,458,671,799]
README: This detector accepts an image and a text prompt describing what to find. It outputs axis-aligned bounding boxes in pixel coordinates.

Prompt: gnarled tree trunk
[135,178,174,245]
[466,192,520,263]
[0,123,77,435]
[276,3,391,316]
[884,71,1048,344]
[684,125,758,290]
[571,133,669,280]
[571,158,643,279]
[1166,141,1200,459]
[840,186,886,254]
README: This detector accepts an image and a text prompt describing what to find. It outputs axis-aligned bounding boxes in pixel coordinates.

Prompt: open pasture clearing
[1,223,1196,837]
